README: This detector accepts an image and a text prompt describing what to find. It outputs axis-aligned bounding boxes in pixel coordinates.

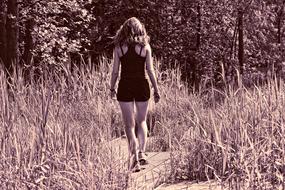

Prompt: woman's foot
[129,153,141,172]
[138,151,149,165]
[130,160,141,172]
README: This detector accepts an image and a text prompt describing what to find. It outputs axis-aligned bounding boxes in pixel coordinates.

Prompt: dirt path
[109,137,171,189]
[155,181,224,190]
[109,137,223,190]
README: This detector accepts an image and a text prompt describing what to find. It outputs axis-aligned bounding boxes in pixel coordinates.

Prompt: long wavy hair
[113,17,150,46]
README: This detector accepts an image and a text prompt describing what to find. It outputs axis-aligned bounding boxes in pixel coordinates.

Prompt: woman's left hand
[153,91,160,103]
[110,89,116,100]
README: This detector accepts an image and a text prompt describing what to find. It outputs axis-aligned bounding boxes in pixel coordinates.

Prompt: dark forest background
[0,0,285,87]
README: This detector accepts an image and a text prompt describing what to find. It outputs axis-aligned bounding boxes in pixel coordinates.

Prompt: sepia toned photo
[0,0,285,189]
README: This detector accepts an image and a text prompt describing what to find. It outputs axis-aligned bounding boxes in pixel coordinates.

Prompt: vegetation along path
[109,137,223,190]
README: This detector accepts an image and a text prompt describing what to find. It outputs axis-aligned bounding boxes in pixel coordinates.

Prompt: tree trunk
[23,18,34,65]
[192,0,202,89]
[6,0,18,73]
[196,1,201,49]
[0,0,6,65]
[238,10,244,75]
[277,0,285,44]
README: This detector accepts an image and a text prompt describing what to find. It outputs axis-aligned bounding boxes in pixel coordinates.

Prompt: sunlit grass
[0,60,128,189]
[166,76,285,190]
[0,57,284,189]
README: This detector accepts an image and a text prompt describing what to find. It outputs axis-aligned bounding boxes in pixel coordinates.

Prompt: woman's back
[119,43,147,79]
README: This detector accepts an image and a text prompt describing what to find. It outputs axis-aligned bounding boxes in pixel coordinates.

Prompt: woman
[110,17,160,172]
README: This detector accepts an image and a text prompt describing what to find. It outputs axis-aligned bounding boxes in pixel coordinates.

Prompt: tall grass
[163,73,285,189]
[0,57,284,189]
[0,60,128,189]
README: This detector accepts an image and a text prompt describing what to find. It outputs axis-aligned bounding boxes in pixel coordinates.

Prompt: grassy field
[0,58,284,190]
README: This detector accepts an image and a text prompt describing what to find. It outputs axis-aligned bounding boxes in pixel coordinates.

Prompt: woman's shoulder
[136,43,151,57]
[114,44,128,57]
[143,43,151,54]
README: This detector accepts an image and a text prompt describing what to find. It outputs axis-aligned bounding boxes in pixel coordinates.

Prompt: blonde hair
[114,17,150,46]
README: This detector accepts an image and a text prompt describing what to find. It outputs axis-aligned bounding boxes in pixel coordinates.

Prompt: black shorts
[117,78,150,102]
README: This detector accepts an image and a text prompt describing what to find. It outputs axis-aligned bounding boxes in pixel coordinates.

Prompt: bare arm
[110,47,120,91]
[145,45,159,94]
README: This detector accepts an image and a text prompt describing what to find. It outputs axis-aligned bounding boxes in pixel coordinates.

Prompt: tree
[237,10,244,75]
[0,0,6,65]
[0,0,284,84]
[20,0,36,66]
[6,0,18,73]
[277,0,285,44]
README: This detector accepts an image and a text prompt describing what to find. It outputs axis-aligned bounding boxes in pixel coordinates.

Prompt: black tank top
[119,43,146,79]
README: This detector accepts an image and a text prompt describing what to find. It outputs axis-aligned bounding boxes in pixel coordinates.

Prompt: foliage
[19,0,95,65]
[0,58,130,189]
[1,0,284,86]
[1,55,285,189]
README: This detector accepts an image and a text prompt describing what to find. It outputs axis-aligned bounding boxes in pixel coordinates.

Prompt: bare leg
[119,101,139,161]
[135,101,149,153]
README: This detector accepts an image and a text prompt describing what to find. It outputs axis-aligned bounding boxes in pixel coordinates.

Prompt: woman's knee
[124,119,135,128]
[136,119,147,126]
[136,113,147,125]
